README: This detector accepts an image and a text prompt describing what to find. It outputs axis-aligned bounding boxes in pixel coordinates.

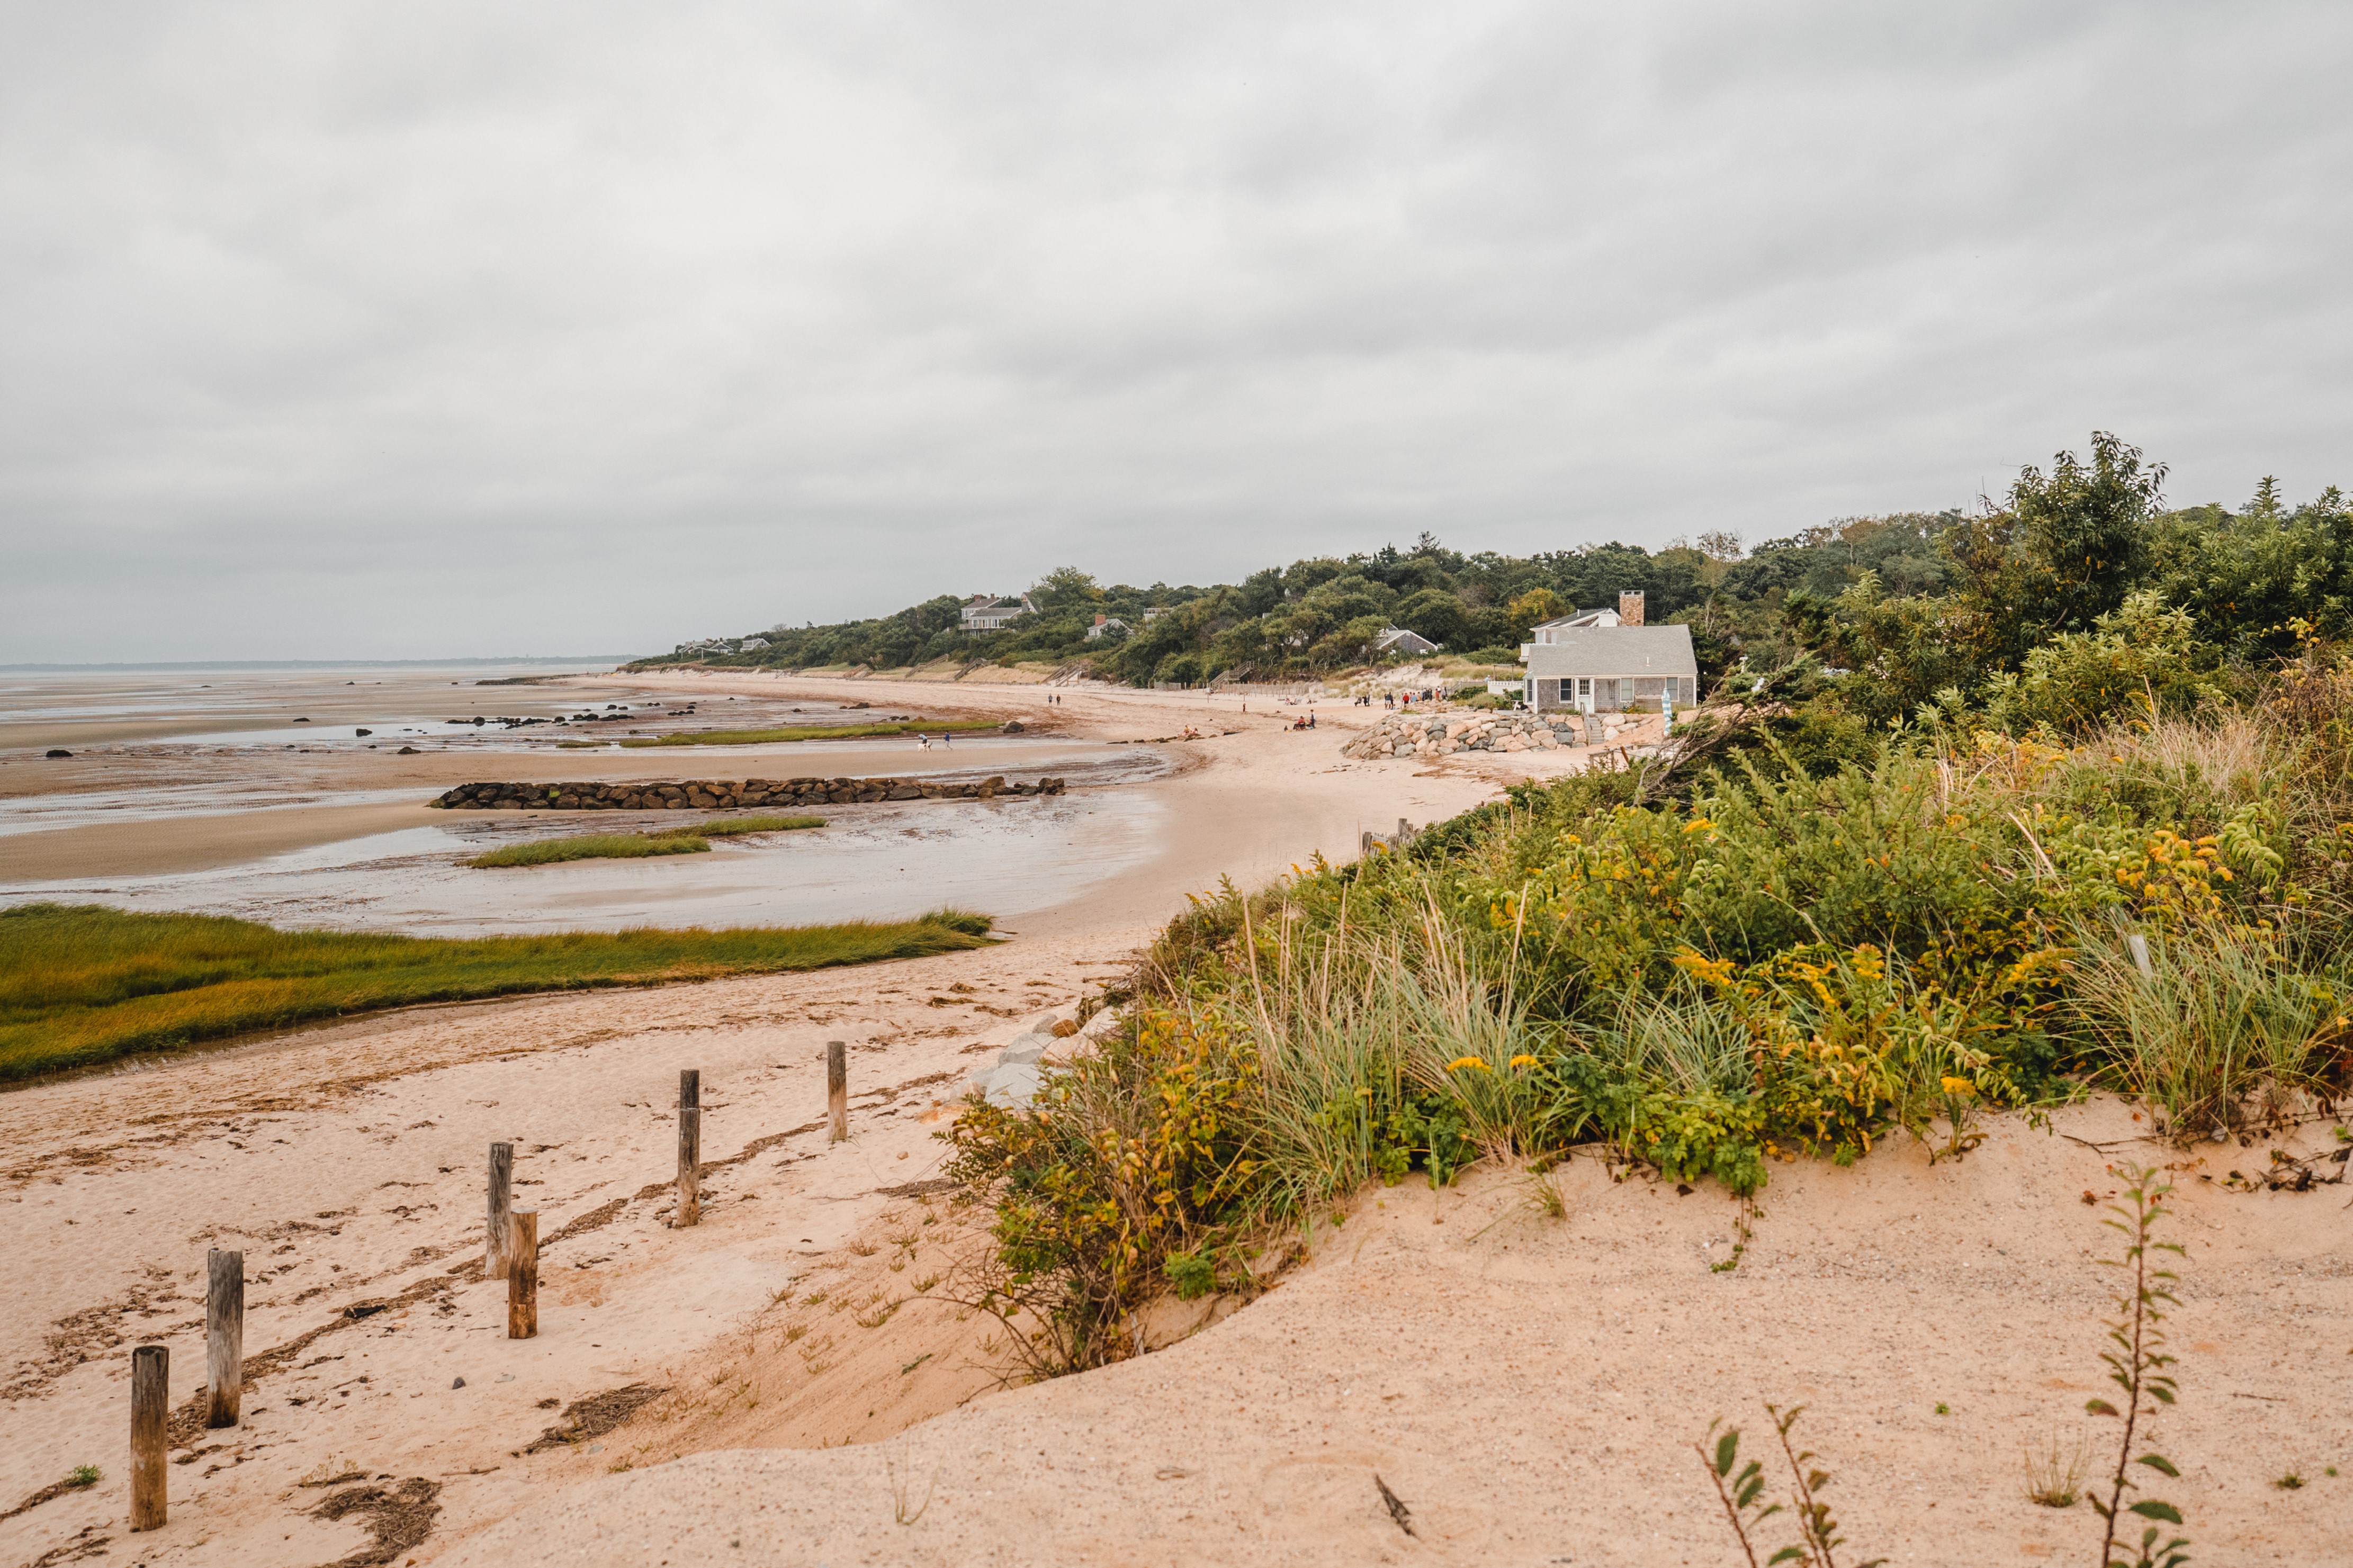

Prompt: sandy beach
[0,665,1559,1564]
[7,669,2339,1566]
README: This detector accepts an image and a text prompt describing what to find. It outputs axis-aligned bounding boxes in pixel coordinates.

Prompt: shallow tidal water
[2,665,1184,934]
[2,781,1169,935]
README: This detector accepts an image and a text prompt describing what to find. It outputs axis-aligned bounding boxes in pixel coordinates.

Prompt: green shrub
[946,677,2353,1376]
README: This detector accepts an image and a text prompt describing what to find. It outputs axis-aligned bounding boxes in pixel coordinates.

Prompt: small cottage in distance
[1373,626,1439,657]
[1520,593,1698,714]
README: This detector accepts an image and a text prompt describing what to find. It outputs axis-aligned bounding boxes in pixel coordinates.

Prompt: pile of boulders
[428,774,1066,810]
[1342,711,1580,760]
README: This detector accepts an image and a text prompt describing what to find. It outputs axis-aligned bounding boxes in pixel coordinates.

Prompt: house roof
[1531,608,1618,630]
[1523,624,1697,679]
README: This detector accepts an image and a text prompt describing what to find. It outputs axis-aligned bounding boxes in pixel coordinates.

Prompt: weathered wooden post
[130,1344,167,1530]
[2127,933,2154,979]
[487,1142,515,1279]
[507,1211,538,1339]
[205,1248,243,1428]
[675,1069,701,1228]
[827,1041,848,1143]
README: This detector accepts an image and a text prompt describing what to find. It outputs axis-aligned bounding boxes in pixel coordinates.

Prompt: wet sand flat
[0,800,448,881]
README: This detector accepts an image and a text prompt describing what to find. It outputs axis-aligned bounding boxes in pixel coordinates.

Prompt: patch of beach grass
[468,833,713,868]
[472,815,828,866]
[619,719,999,749]
[0,902,995,1083]
[648,814,825,839]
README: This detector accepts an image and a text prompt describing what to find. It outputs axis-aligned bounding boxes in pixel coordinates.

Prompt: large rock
[960,1016,1072,1107]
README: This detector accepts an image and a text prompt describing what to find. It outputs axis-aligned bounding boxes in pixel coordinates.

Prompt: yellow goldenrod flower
[1445,1056,1492,1072]
[1509,1054,1540,1069]
[1939,1076,1977,1097]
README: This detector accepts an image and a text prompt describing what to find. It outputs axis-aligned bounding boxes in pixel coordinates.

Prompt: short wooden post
[130,1344,167,1531]
[827,1041,848,1143]
[507,1211,538,1339]
[2127,933,2154,979]
[675,1069,701,1228]
[205,1248,243,1428]
[487,1141,515,1280]
[1396,817,1409,840]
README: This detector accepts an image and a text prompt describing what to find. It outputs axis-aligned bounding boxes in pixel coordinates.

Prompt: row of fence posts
[124,1040,857,1531]
[1359,817,1414,859]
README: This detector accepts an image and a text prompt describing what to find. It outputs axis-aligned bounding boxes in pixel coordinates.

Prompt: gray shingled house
[1522,624,1699,714]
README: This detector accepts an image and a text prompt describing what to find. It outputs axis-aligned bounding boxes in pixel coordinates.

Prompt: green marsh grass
[0,903,993,1082]
[469,814,825,866]
[618,719,998,749]
[648,814,825,838]
[467,833,712,868]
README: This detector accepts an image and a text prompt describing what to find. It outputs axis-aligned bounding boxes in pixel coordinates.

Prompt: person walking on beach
[918,733,932,752]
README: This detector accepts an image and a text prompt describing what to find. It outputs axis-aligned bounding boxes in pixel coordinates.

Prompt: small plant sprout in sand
[1696,1404,1883,1568]
[1521,1161,1570,1221]
[2086,1164,2189,1568]
[1928,1076,1987,1164]
[887,1452,935,1526]
[2024,1432,2089,1508]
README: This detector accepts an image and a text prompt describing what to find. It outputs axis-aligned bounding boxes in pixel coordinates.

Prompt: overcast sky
[3,1,2348,661]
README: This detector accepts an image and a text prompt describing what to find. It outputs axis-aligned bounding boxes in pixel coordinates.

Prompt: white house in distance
[960,594,1036,633]
[1373,626,1439,657]
[1083,614,1131,641]
[1524,622,1699,715]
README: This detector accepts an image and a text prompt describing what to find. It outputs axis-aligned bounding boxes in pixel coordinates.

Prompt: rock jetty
[1342,711,1579,759]
[429,775,1067,810]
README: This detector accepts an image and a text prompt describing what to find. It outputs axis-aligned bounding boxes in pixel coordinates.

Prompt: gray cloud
[3,0,2348,659]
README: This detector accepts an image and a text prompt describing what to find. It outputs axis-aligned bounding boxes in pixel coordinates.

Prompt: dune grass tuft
[0,902,995,1083]
[618,719,998,748]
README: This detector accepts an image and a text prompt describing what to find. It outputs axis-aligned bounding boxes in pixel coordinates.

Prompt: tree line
[634,432,2348,700]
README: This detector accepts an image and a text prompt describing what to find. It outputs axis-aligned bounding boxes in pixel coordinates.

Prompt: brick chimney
[1093,614,1107,626]
[1619,590,1645,626]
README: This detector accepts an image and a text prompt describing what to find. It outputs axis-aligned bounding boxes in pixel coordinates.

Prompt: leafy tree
[1393,586,1470,648]
[1030,566,1103,614]
[1948,431,2167,668]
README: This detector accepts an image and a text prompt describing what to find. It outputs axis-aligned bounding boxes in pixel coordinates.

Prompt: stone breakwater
[1342,711,1579,759]
[429,774,1067,810]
